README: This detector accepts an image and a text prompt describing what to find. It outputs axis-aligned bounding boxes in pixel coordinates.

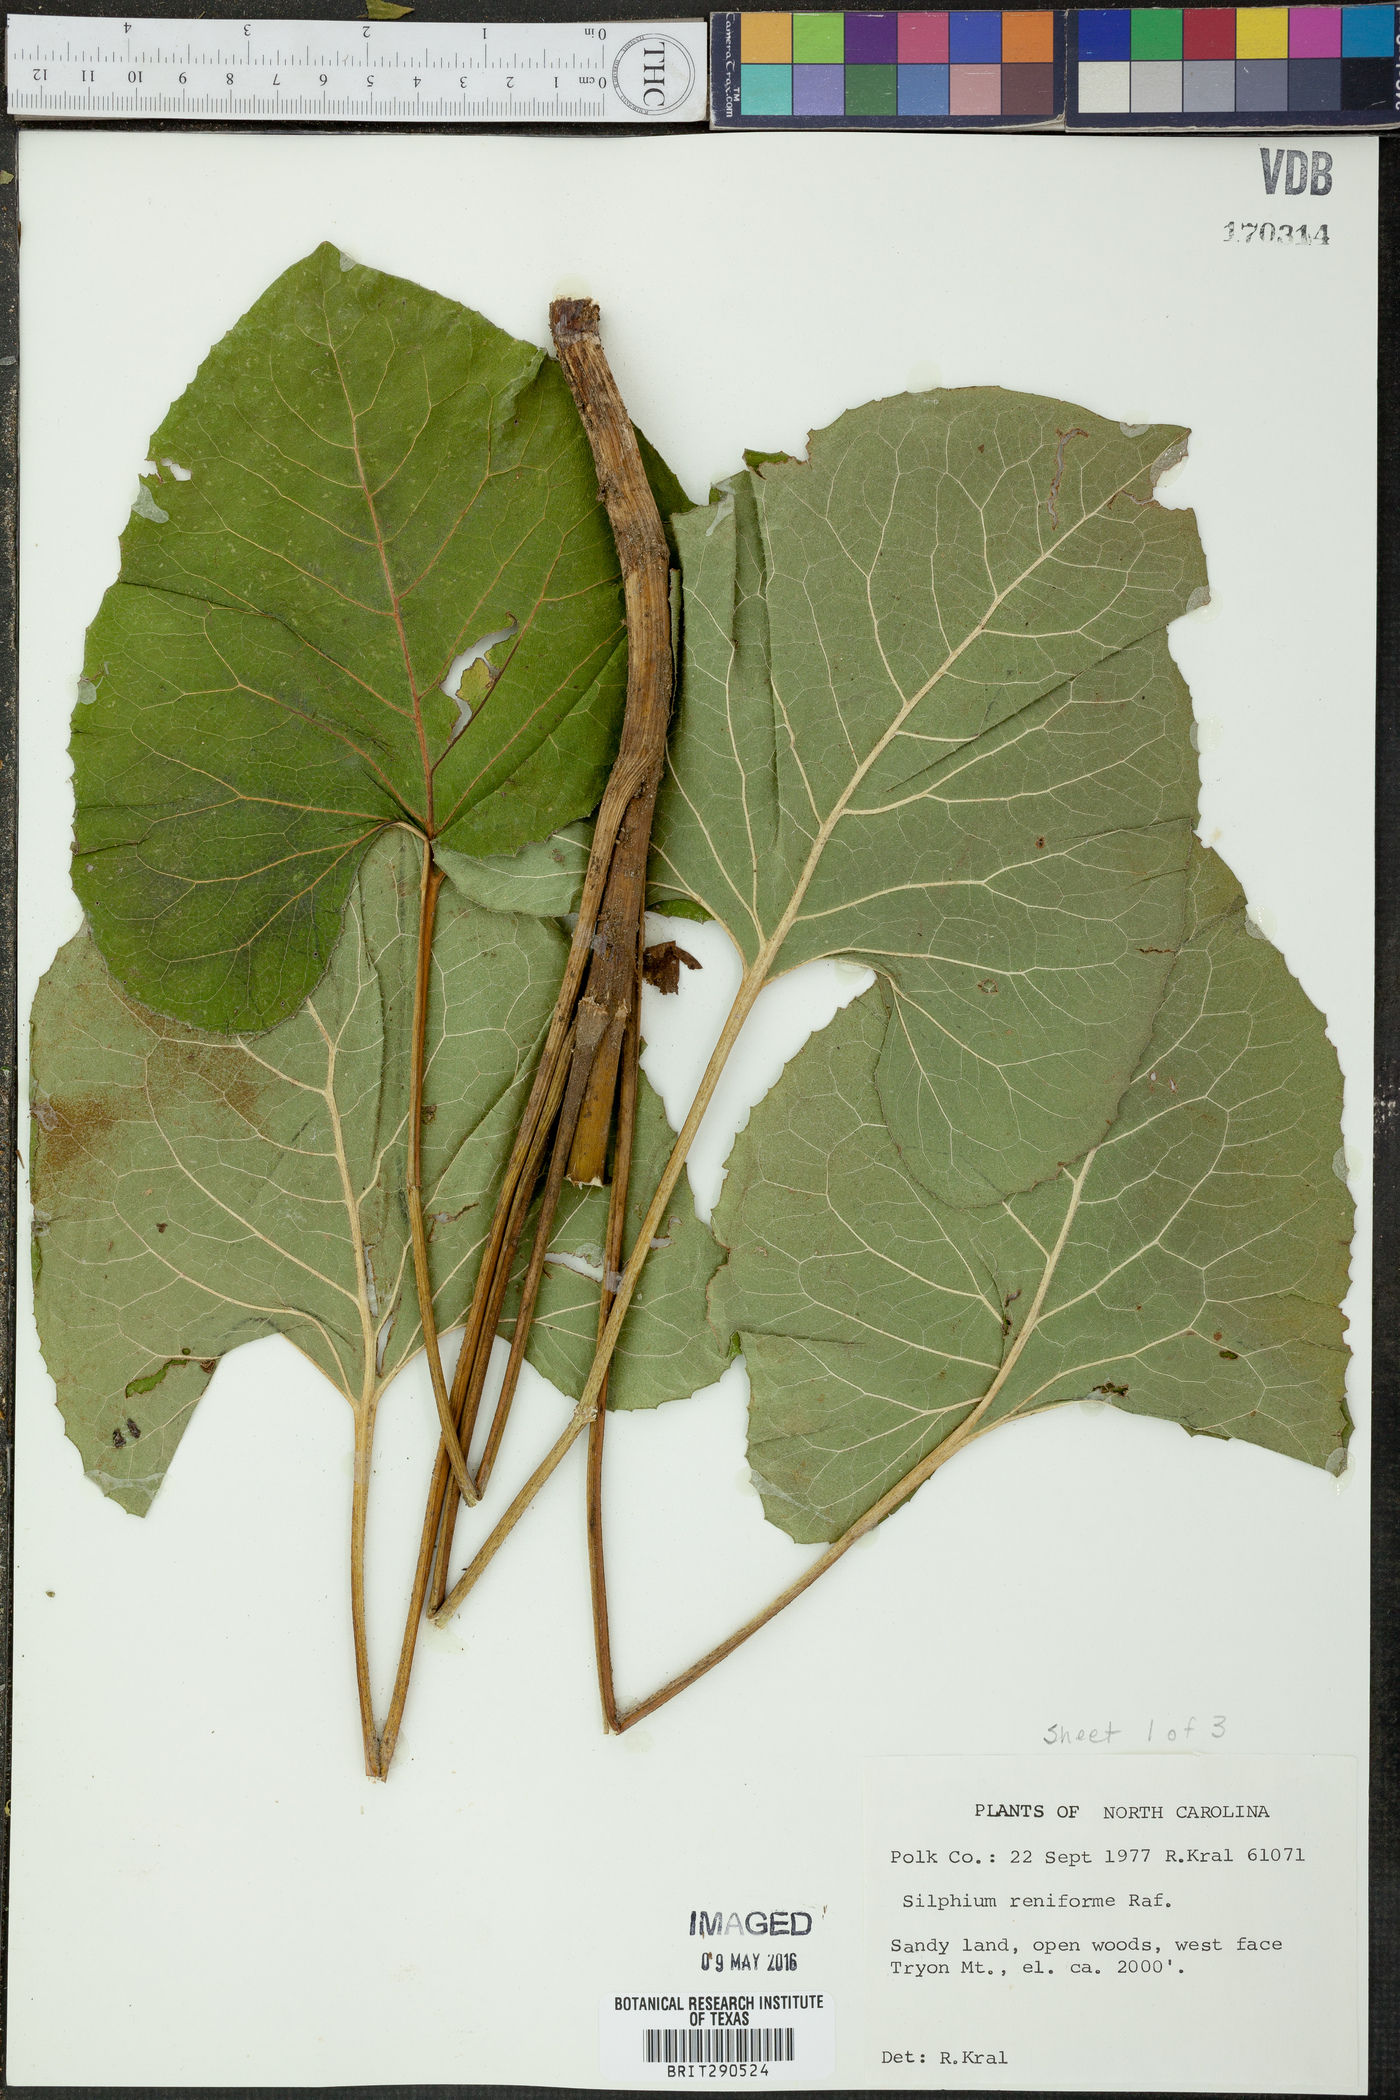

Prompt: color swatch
[711,11,1066,124]
[1069,6,1398,120]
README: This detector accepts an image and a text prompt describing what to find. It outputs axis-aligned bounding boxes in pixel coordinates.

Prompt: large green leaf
[30,831,566,1513]
[650,393,1208,1205]
[709,845,1352,1545]
[72,244,635,1032]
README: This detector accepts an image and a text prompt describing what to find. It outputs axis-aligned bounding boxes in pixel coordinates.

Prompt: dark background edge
[0,5,1391,2096]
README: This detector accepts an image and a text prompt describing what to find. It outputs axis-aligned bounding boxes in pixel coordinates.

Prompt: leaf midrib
[325,311,435,834]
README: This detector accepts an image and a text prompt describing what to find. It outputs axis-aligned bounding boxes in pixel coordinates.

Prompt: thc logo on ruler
[610,30,697,113]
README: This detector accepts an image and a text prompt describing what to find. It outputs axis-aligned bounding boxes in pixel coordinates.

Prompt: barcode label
[601,1991,834,2083]
[645,2026,796,2064]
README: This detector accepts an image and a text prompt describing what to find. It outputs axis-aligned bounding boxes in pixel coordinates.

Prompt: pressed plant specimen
[32,250,1352,1775]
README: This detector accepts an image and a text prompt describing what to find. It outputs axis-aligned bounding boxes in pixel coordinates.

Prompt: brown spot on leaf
[32,1091,120,1193]
[643,941,701,997]
[169,1042,265,1132]
[1035,836,1046,850]
[200,1359,216,1373]
[977,979,999,995]
[156,1222,168,1233]
[111,1427,126,1449]
[126,1417,141,1439]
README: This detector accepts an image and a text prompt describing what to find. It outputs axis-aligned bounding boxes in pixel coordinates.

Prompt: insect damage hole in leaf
[442,621,520,738]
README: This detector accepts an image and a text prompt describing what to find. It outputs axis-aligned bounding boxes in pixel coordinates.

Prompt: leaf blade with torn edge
[433,821,591,918]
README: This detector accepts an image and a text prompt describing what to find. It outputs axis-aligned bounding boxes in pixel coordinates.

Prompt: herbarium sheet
[9,128,1374,2091]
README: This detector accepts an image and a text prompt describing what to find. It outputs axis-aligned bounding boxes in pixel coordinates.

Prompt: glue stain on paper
[132,484,168,525]
[906,361,942,394]
[423,1617,465,1653]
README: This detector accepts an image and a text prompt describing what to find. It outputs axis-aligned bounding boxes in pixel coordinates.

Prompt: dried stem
[378,1018,578,1772]
[434,961,768,1627]
[423,1017,579,1615]
[406,845,478,1510]
[350,1396,381,1778]
[415,299,672,1588]
[614,1422,987,1733]
[587,992,640,1734]
[384,299,672,1762]
[548,296,672,1198]
[474,995,611,1495]
[434,1403,590,1623]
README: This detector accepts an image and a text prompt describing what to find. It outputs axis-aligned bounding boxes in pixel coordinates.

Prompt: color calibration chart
[1068,4,1400,123]
[711,6,1399,125]
[711,10,1065,124]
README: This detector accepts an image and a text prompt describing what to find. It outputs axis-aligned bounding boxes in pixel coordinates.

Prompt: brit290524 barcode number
[646,2026,795,2070]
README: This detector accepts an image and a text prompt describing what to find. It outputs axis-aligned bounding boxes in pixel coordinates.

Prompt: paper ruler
[5,14,709,123]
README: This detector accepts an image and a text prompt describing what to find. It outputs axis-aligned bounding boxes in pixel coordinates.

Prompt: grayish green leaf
[435,822,590,918]
[650,393,1208,1204]
[711,845,1351,1545]
[72,244,631,1032]
[31,831,566,1513]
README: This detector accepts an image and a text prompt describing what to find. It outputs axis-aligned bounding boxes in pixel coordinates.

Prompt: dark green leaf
[73,245,636,1031]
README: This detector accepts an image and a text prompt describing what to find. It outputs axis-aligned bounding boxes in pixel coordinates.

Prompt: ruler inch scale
[6,14,709,123]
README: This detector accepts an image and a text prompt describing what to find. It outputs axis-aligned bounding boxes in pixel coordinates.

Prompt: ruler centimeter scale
[5,15,709,121]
